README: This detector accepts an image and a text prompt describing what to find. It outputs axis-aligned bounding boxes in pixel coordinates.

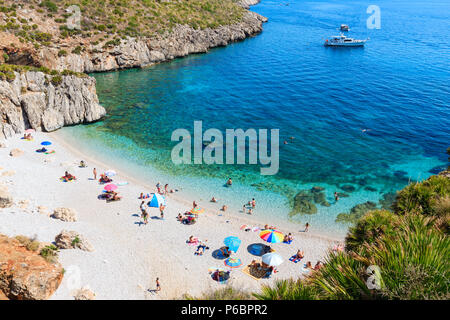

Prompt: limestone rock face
[0,234,64,300]
[0,185,13,208]
[52,207,78,222]
[38,11,267,74]
[0,71,106,140]
[9,148,24,157]
[55,230,93,252]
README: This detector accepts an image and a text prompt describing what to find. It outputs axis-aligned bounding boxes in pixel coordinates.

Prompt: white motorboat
[324,34,367,47]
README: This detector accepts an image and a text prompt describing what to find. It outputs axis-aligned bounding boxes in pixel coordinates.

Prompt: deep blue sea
[60,0,450,236]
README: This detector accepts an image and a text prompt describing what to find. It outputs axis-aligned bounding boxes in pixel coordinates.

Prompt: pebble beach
[0,132,342,299]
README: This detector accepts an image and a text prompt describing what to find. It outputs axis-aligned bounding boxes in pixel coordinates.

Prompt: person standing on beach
[193,200,198,208]
[156,278,161,292]
[164,184,169,194]
[159,204,165,220]
[304,222,309,232]
[140,201,148,225]
[251,198,256,209]
[93,168,97,180]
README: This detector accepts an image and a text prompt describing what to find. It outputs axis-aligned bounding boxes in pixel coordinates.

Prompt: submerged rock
[335,201,378,223]
[379,192,397,211]
[364,186,378,192]
[290,188,331,216]
[340,185,356,193]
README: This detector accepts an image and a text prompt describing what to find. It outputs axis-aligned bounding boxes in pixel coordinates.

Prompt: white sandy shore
[0,132,344,300]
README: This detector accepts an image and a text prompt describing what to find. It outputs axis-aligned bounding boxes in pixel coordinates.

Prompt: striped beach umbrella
[148,193,166,208]
[224,257,242,268]
[259,229,284,243]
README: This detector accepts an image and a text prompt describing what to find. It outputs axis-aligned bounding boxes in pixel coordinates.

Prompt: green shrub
[72,46,82,55]
[345,210,399,253]
[58,49,68,57]
[393,175,450,216]
[40,244,59,263]
[51,75,63,86]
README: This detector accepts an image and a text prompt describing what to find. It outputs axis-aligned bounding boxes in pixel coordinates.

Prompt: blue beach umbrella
[224,236,241,253]
[147,193,166,208]
[41,141,52,146]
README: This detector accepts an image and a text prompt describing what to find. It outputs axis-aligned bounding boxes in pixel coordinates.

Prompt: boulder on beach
[0,185,13,208]
[9,148,24,157]
[52,207,78,222]
[74,287,96,300]
[55,230,94,252]
[0,234,64,300]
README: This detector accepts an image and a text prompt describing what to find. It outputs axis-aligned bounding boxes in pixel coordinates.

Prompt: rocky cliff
[0,234,64,300]
[42,11,267,73]
[0,71,105,140]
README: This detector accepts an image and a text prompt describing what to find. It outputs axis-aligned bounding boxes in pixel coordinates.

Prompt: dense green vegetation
[0,63,87,83]
[0,0,245,49]
[188,167,450,300]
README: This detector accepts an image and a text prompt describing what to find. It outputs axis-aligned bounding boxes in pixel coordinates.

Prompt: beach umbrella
[105,170,117,177]
[190,207,204,215]
[224,257,242,268]
[224,236,241,253]
[259,229,284,244]
[148,193,166,208]
[25,129,35,134]
[104,184,118,192]
[41,141,52,146]
[262,252,284,266]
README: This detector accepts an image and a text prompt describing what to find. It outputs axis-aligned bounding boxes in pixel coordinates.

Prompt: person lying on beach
[187,236,198,244]
[220,246,231,258]
[195,241,209,255]
[177,213,183,221]
[314,261,323,270]
[221,205,228,212]
[79,160,87,168]
[36,147,47,153]
[99,174,112,184]
[211,197,218,203]
[296,250,305,260]
[305,261,313,270]
[283,233,294,244]
[249,260,261,269]
[107,192,122,202]
[263,245,273,254]
[23,133,33,140]
[332,243,344,252]
[62,171,76,181]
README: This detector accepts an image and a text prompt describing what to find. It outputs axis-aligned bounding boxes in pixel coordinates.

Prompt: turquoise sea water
[59,0,449,236]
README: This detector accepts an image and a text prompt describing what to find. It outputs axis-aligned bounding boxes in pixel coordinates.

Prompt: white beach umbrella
[262,252,284,266]
[105,170,117,177]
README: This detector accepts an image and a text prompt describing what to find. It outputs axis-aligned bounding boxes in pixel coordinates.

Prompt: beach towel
[45,150,55,154]
[283,240,293,244]
[252,227,261,232]
[117,181,128,186]
[289,255,302,263]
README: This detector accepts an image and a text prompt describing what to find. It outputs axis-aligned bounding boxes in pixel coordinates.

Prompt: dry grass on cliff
[0,0,245,50]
